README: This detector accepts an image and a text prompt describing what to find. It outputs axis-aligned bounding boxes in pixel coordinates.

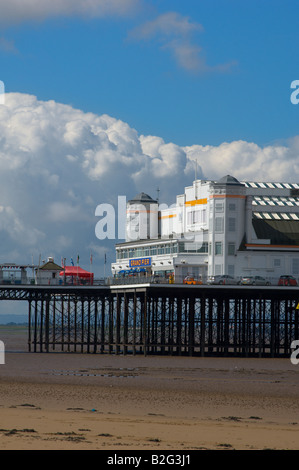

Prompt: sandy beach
[0,326,299,451]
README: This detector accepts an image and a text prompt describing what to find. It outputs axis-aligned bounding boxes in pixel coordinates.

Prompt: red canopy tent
[60,266,94,285]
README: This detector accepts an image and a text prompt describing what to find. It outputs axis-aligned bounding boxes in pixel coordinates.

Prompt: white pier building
[111,175,299,283]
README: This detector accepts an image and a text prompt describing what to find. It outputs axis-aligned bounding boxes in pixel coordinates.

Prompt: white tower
[126,192,158,242]
[208,175,246,276]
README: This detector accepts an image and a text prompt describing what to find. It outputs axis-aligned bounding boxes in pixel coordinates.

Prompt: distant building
[35,257,62,285]
[0,264,28,284]
[111,175,299,283]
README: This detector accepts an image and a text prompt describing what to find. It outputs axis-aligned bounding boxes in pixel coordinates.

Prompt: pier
[0,283,298,357]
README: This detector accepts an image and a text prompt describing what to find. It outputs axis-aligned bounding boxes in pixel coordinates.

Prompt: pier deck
[0,284,298,357]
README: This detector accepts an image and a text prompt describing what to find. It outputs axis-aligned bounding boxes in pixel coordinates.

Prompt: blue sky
[0,0,298,289]
[1,0,298,147]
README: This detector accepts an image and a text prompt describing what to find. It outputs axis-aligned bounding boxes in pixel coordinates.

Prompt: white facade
[111,176,299,283]
[35,257,62,285]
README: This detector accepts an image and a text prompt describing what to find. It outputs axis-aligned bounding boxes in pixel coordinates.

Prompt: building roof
[216,175,243,186]
[253,196,299,208]
[39,260,62,271]
[128,192,157,204]
[244,181,299,190]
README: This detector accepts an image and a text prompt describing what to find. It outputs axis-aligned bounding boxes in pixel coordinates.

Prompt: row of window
[186,206,237,228]
[116,241,209,260]
[117,244,177,259]
[214,217,236,232]
[214,242,235,256]
[271,258,299,274]
[187,209,207,225]
[215,202,236,212]
[215,259,299,276]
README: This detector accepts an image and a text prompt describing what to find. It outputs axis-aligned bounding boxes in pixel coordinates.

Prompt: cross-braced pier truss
[7,284,296,357]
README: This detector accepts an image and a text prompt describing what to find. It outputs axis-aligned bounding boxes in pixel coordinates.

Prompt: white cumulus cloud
[128,11,236,73]
[0,92,298,274]
[0,0,140,25]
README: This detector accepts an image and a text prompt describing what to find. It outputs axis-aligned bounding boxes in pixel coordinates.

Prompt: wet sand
[0,326,299,450]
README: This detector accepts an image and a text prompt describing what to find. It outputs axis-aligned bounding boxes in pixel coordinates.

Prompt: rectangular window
[150,246,157,256]
[228,217,236,232]
[178,242,185,253]
[274,258,281,268]
[200,242,208,253]
[215,202,224,212]
[158,245,165,255]
[215,264,222,275]
[215,217,224,232]
[228,264,235,276]
[187,209,206,225]
[183,242,208,253]
[215,242,222,255]
[193,210,200,223]
[228,243,235,255]
[135,248,144,257]
[292,259,299,275]
[229,203,236,211]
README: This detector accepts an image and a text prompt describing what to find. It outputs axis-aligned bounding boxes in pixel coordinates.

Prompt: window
[135,248,144,257]
[215,264,222,275]
[150,246,157,256]
[178,242,185,253]
[228,217,236,232]
[200,242,208,253]
[193,210,200,223]
[274,258,281,268]
[215,202,224,212]
[229,203,236,211]
[215,242,222,255]
[292,259,299,275]
[158,245,165,255]
[228,265,235,276]
[183,242,208,253]
[187,209,205,225]
[228,243,235,255]
[215,217,224,232]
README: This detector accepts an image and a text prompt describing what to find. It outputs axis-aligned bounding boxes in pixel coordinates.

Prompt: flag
[70,258,74,266]
[104,253,107,264]
[90,253,93,264]
[77,254,79,265]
